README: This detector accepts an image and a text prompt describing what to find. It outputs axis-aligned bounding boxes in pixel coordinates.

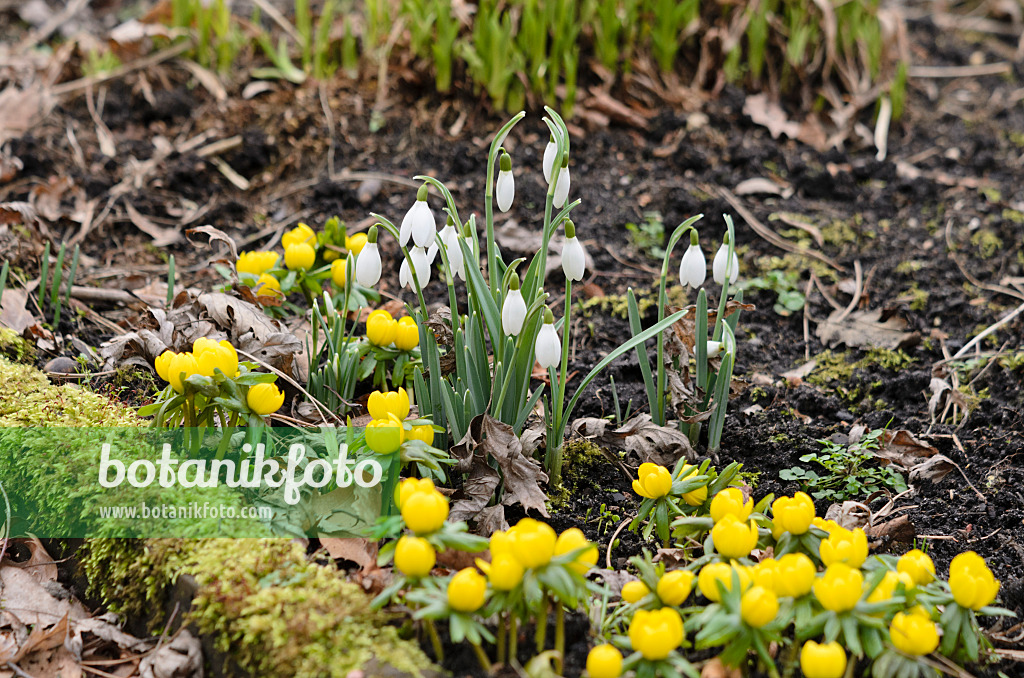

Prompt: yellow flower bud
[237,250,279,276]
[281,222,315,250]
[364,416,404,455]
[752,558,779,593]
[709,487,753,522]
[632,463,672,499]
[447,568,487,612]
[628,608,684,660]
[867,570,914,604]
[394,535,435,578]
[813,517,841,534]
[889,609,939,655]
[194,340,238,378]
[509,518,557,568]
[167,352,199,393]
[819,527,868,568]
[586,644,622,678]
[247,383,284,415]
[396,477,435,508]
[813,563,863,612]
[489,530,515,558]
[657,570,695,606]
[346,232,368,254]
[254,273,281,295]
[366,309,398,347]
[771,491,815,538]
[483,553,524,590]
[406,425,434,446]
[330,258,347,288]
[554,527,597,575]
[698,562,752,602]
[401,487,448,534]
[800,641,847,678]
[676,464,707,506]
[285,242,316,270]
[393,316,419,351]
[741,585,779,628]
[155,350,175,382]
[948,551,1000,610]
[897,549,935,586]
[711,514,759,559]
[367,387,410,422]
[773,553,817,598]
[621,580,651,604]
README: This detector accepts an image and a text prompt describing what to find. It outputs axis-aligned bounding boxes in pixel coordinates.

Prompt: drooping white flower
[355,226,382,287]
[542,136,557,184]
[501,280,527,336]
[534,309,561,369]
[705,341,722,358]
[400,246,431,290]
[552,161,570,209]
[444,228,464,280]
[425,242,438,265]
[712,235,739,286]
[678,230,706,289]
[561,220,586,282]
[438,215,457,248]
[399,184,436,248]
[496,150,515,212]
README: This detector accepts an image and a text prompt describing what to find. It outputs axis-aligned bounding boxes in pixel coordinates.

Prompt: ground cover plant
[1,0,1023,677]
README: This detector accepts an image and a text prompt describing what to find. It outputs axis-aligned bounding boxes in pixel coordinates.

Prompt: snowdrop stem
[550,277,573,485]
[712,215,737,342]
[485,112,525,301]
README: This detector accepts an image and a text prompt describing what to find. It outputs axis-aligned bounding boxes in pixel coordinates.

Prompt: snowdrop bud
[496,150,515,212]
[400,246,432,290]
[561,220,586,282]
[542,136,557,184]
[400,184,436,248]
[355,225,382,287]
[553,156,570,209]
[501,277,527,336]
[705,341,722,358]
[438,214,457,247]
[712,233,740,286]
[444,227,464,280]
[534,307,561,369]
[679,229,707,289]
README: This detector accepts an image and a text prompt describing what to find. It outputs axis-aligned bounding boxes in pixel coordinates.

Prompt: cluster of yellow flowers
[365,309,419,351]
[362,387,433,454]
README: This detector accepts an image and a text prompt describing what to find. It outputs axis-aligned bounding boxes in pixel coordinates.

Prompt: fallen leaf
[0,289,35,334]
[908,454,955,484]
[320,537,377,570]
[0,202,38,226]
[1,537,58,584]
[138,630,202,678]
[0,84,53,145]
[871,430,939,470]
[780,360,816,386]
[743,93,801,140]
[187,225,239,262]
[572,413,696,467]
[735,177,791,198]
[865,515,916,543]
[816,308,919,350]
[4,613,68,663]
[125,202,181,247]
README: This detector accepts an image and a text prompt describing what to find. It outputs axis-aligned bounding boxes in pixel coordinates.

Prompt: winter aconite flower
[237,250,279,276]
[366,309,398,347]
[711,513,759,559]
[890,608,940,655]
[406,425,434,445]
[397,477,436,508]
[771,491,816,537]
[400,184,436,248]
[897,549,936,586]
[154,351,174,382]
[509,518,557,568]
[741,585,779,628]
[628,608,685,661]
[632,463,673,499]
[586,644,622,678]
[542,136,558,184]
[364,415,404,454]
[773,553,817,598]
[479,553,524,590]
[621,580,651,604]
[247,383,284,415]
[867,570,915,604]
[948,551,1000,610]
[561,219,586,281]
[167,352,199,393]
[819,527,869,568]
[496,150,515,212]
[676,464,708,506]
[678,230,706,289]
[554,527,597,575]
[534,308,561,369]
[709,487,753,522]
[800,641,847,678]
[552,156,570,209]
[331,258,348,288]
[355,225,382,287]
[813,563,863,612]
[394,535,435,578]
[501,277,527,336]
[367,387,410,421]
[254,273,280,295]
[657,570,695,606]
[281,222,315,249]
[698,562,752,602]
[712,233,739,285]
[447,568,487,612]
[194,338,239,378]
[401,484,449,534]
[284,242,316,270]
[345,232,367,254]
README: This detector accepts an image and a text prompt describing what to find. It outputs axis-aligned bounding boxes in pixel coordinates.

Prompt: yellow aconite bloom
[774,553,817,598]
[771,492,816,538]
[676,464,708,506]
[897,549,936,586]
[813,517,841,534]
[801,641,847,678]
[401,487,448,535]
[621,580,651,604]
[285,242,316,270]
[447,568,487,612]
[657,570,695,606]
[554,527,598,575]
[711,514,759,559]
[247,383,284,415]
[698,562,752,602]
[394,535,435,578]
[628,608,685,661]
[155,350,175,382]
[367,387,410,421]
[397,477,435,508]
[819,527,868,568]
[364,415,404,455]
[346,232,368,254]
[741,585,779,628]
[813,563,863,612]
[366,309,398,347]
[167,352,199,393]
[752,559,779,592]
[586,644,622,678]
[709,487,753,522]
[195,339,239,378]
[867,570,915,604]
[331,258,347,287]
[948,551,1000,610]
[237,250,279,276]
[254,273,281,294]
[509,518,557,568]
[890,608,939,655]
[489,530,515,558]
[478,553,524,591]
[394,316,420,351]
[282,222,316,249]
[632,463,672,499]
[406,425,434,446]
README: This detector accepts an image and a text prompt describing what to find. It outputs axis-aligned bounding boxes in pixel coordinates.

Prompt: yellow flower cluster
[365,309,419,351]
[155,338,239,392]
[397,477,449,535]
[362,387,434,454]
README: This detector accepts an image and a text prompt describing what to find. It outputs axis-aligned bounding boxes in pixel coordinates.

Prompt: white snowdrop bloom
[501,281,527,336]
[712,236,740,286]
[400,246,431,290]
[678,231,706,289]
[552,162,570,209]
[705,341,723,358]
[444,228,464,280]
[438,216,457,248]
[561,220,586,282]
[425,242,439,265]
[542,136,557,184]
[399,185,436,248]
[496,150,515,212]
[355,227,382,287]
[534,310,561,369]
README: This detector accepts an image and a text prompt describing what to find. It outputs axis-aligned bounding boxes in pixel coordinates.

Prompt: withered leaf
[572,413,696,467]
[1,537,58,584]
[187,225,239,262]
[816,308,919,350]
[872,430,939,470]
[908,454,955,484]
[197,292,281,342]
[125,202,181,247]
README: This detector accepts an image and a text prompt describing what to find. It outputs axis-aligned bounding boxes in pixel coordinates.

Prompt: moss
[0,328,34,363]
[577,289,657,320]
[0,355,136,426]
[552,438,609,508]
[970,229,1003,259]
[895,260,926,275]
[903,284,930,312]
[807,350,854,385]
[755,253,837,282]
[1002,209,1024,225]
[856,348,916,371]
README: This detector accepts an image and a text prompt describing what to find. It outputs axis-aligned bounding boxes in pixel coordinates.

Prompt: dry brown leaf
[0,84,53,144]
[0,202,38,226]
[1,537,58,584]
[908,454,955,484]
[781,360,817,386]
[734,177,791,198]
[187,225,239,262]
[865,515,916,543]
[320,537,377,570]
[5,613,69,663]
[125,202,181,247]
[138,630,202,678]
[196,292,281,342]
[572,414,696,467]
[0,289,35,334]
[871,430,939,470]
[816,308,919,350]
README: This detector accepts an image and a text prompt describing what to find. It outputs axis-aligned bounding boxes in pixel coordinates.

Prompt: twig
[909,63,1012,78]
[249,0,303,42]
[833,260,863,324]
[605,517,632,570]
[948,300,1024,363]
[802,275,814,361]
[945,219,1024,302]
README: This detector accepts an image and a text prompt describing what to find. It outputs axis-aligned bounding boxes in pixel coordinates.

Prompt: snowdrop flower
[399,184,436,248]
[712,233,740,286]
[443,227,464,281]
[706,341,722,358]
[561,219,586,282]
[501,276,527,336]
[678,229,706,289]
[534,308,561,369]
[552,155,571,209]
[438,214,457,248]
[355,225,382,287]
[496,150,515,212]
[542,136,557,184]
[400,246,431,290]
